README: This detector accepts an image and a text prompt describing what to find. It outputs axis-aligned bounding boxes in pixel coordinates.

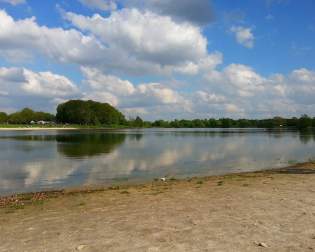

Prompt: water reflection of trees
[57,134,126,158]
[152,129,315,146]
[298,129,315,144]
[1,133,126,158]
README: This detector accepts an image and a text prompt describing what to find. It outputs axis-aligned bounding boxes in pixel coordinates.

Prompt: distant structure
[30,120,54,125]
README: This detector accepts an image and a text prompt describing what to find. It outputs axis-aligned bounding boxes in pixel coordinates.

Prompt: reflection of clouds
[23,162,78,187]
[1,130,315,195]
[0,160,81,194]
[82,143,194,184]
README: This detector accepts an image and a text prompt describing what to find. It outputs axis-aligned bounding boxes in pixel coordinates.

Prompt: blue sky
[0,0,314,119]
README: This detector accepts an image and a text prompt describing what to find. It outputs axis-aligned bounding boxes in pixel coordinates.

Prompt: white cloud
[83,91,119,106]
[0,10,106,65]
[0,67,78,98]
[225,103,243,114]
[0,9,212,76]
[22,70,79,97]
[205,64,264,97]
[196,91,226,104]
[0,67,79,111]
[174,52,223,75]
[81,67,135,96]
[230,26,255,48]
[81,67,191,117]
[64,9,207,66]
[0,0,25,5]
[78,0,117,11]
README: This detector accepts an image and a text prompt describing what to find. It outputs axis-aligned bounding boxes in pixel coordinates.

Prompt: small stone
[160,177,166,182]
[76,245,87,251]
[255,242,268,248]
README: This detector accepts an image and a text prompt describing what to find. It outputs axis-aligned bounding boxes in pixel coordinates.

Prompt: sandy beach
[0,127,78,131]
[1,163,315,252]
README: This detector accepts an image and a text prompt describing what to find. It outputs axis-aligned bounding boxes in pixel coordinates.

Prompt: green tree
[298,114,312,129]
[56,100,126,126]
[133,116,144,127]
[0,112,8,123]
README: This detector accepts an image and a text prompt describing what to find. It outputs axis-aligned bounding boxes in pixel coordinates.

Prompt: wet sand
[1,163,315,251]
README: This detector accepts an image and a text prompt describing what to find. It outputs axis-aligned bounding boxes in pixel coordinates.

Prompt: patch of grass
[242,183,250,187]
[196,180,203,185]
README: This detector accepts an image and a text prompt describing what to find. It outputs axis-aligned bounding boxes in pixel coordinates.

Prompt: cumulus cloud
[64,9,207,66]
[205,64,264,97]
[0,0,25,5]
[0,10,106,65]
[286,69,315,105]
[81,67,135,96]
[123,0,214,25]
[78,0,117,11]
[202,64,315,118]
[230,26,254,48]
[81,67,188,113]
[196,91,226,104]
[0,9,211,76]
[22,70,79,97]
[0,67,78,98]
[174,51,223,75]
[0,67,79,111]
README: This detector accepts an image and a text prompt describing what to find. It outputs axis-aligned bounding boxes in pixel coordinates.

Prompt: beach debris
[254,241,268,248]
[160,177,166,182]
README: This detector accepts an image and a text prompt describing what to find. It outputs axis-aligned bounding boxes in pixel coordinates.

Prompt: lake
[0,128,315,196]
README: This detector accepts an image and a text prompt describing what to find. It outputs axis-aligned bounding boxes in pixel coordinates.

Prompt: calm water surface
[1,128,315,196]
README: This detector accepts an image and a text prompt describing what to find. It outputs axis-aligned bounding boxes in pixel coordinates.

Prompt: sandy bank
[0,127,78,131]
[1,163,315,251]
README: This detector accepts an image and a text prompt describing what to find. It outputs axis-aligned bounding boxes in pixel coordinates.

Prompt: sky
[0,0,314,120]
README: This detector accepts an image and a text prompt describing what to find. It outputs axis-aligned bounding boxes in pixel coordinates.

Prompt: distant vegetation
[150,115,315,130]
[0,108,55,124]
[0,100,314,130]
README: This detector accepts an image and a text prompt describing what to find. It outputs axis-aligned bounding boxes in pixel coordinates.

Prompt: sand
[0,127,77,131]
[0,163,315,252]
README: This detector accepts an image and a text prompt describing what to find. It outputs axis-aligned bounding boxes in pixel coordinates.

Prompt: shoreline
[1,162,314,207]
[1,162,315,251]
[0,127,78,131]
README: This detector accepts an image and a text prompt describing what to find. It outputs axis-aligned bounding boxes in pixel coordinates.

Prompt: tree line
[0,108,55,124]
[0,100,314,129]
[147,115,315,130]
